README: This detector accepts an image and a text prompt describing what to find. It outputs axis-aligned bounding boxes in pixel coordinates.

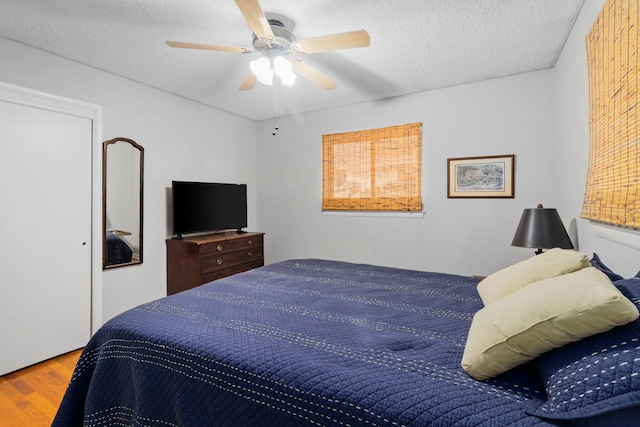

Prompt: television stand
[166,231,264,295]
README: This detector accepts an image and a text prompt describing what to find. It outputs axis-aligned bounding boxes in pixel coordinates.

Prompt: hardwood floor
[0,349,82,427]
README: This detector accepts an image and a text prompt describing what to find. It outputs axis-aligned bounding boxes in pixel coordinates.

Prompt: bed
[53,257,640,426]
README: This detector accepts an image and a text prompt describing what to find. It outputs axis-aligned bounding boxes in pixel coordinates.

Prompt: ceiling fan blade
[294,30,370,54]
[292,60,337,90]
[239,73,258,90]
[234,0,274,41]
[166,41,252,53]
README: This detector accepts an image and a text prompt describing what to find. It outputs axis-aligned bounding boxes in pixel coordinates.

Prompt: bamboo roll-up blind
[322,122,422,211]
[582,0,640,229]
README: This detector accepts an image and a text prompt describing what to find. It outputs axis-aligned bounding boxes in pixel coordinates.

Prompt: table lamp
[511,204,574,255]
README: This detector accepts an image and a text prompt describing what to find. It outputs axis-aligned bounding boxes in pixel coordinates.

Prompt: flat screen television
[172,181,247,237]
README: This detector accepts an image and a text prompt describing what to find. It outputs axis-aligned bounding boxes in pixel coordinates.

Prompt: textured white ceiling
[0,0,585,121]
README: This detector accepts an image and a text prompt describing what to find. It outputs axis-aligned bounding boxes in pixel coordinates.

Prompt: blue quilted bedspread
[53,259,556,426]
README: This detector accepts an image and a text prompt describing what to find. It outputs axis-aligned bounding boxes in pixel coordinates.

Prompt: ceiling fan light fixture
[273,56,296,86]
[250,57,274,86]
[250,55,296,87]
[279,73,296,86]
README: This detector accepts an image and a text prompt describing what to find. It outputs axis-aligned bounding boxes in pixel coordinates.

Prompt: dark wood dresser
[166,231,264,295]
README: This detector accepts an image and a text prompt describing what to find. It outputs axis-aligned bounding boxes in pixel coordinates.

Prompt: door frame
[0,80,103,334]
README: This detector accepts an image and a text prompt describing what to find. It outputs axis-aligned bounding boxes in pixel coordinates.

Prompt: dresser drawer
[201,247,264,275]
[200,235,263,257]
[201,258,264,283]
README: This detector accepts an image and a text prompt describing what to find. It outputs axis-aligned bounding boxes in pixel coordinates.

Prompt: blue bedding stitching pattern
[54,259,554,426]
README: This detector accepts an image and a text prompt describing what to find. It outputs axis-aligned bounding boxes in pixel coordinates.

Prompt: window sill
[592,222,640,250]
[322,210,425,218]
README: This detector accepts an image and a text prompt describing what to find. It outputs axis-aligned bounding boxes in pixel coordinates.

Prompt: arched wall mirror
[103,137,144,269]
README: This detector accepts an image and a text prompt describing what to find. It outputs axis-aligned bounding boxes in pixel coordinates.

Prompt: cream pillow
[461,267,639,380]
[477,248,589,305]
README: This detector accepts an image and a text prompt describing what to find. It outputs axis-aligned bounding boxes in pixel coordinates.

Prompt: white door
[0,96,92,375]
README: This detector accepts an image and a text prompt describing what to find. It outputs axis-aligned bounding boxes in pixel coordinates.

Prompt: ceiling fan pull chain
[272,79,279,135]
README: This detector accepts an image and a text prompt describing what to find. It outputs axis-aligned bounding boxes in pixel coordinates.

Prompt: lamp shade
[511,205,574,253]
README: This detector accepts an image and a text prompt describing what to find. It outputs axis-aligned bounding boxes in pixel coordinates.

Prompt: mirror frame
[102,137,144,270]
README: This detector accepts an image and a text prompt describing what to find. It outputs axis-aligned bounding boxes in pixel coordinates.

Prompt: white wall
[257,0,640,279]
[3,0,636,328]
[0,37,258,323]
[257,71,557,277]
[552,0,640,278]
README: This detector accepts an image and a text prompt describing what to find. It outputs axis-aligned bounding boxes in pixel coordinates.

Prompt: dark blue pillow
[590,253,624,281]
[527,278,640,424]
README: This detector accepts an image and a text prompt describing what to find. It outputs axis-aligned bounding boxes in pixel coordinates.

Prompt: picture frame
[447,154,515,198]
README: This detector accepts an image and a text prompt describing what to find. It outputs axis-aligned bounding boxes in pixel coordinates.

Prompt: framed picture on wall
[447,154,515,198]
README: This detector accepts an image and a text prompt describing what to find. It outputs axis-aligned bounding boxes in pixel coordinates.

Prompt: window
[322,122,422,211]
[582,0,639,229]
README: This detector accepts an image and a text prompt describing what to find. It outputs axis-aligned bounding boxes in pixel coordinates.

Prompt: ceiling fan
[166,0,370,91]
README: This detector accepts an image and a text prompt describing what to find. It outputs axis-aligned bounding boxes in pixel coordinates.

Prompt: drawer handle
[217,259,223,266]
[247,251,253,257]
[216,244,223,252]
[248,240,253,246]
